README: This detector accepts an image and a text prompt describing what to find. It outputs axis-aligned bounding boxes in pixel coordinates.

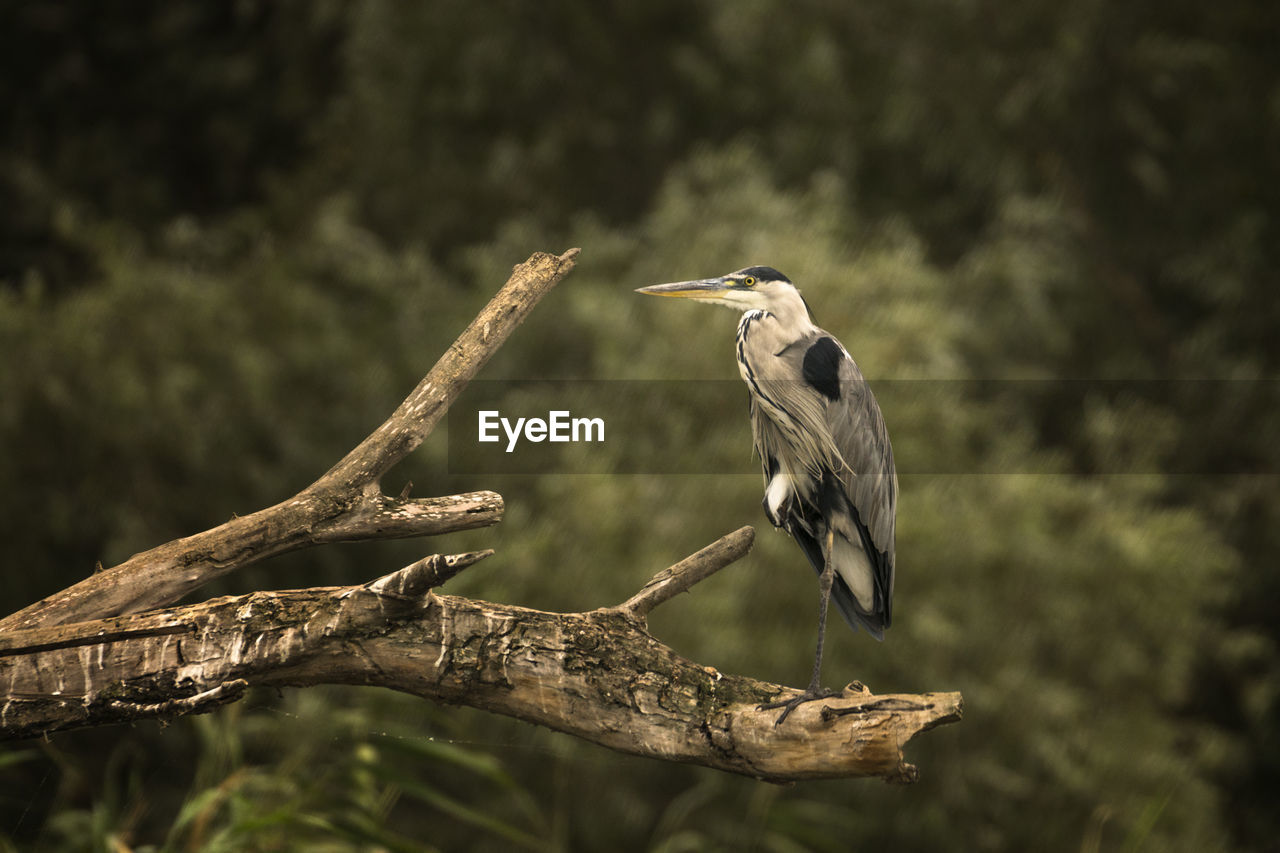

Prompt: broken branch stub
[616,525,755,621]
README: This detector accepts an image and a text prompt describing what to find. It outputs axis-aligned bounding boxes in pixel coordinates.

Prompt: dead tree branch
[0,531,961,783]
[0,248,962,783]
[614,526,755,621]
[0,249,580,632]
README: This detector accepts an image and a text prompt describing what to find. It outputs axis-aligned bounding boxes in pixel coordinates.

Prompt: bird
[636,266,897,724]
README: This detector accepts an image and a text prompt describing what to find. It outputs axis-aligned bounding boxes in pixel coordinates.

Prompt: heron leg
[808,549,836,691]
[760,529,837,726]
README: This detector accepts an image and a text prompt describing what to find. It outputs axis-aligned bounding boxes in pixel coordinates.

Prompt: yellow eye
[743,276,756,286]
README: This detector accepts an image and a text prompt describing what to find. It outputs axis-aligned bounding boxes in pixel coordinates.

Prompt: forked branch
[0,249,580,632]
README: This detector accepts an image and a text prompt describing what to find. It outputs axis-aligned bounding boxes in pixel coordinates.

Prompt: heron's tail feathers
[789,520,890,639]
[787,477,892,640]
[830,532,890,640]
[832,577,886,641]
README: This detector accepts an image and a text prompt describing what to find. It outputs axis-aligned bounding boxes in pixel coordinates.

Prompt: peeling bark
[0,537,961,783]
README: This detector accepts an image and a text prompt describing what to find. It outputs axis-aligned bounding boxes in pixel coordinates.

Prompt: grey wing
[798,334,897,632]
[761,332,897,636]
[828,353,897,597]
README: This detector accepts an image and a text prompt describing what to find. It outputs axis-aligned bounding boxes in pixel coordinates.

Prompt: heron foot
[758,685,835,726]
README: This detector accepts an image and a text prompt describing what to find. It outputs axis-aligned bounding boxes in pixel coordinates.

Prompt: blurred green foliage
[2,1,1276,850]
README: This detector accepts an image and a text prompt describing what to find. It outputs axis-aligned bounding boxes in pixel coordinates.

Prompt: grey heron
[637,266,897,724]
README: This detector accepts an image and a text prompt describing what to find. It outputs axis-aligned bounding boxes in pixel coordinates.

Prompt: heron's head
[636,266,803,315]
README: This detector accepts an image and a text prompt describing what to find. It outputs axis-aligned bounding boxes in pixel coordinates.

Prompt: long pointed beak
[634,277,732,299]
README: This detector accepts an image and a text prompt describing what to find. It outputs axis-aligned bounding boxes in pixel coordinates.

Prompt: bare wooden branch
[0,249,579,632]
[615,526,755,621]
[363,550,494,599]
[317,247,582,492]
[0,538,960,783]
[312,492,504,542]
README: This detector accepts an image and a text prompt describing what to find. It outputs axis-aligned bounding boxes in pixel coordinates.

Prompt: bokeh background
[2,3,1277,850]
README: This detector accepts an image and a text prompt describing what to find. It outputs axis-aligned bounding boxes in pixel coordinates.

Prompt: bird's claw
[758,686,835,726]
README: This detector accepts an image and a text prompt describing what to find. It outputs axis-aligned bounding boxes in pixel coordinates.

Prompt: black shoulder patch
[738,265,790,283]
[802,336,843,401]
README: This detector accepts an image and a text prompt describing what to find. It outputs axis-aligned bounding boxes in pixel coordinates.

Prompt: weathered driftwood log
[0,527,961,783]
